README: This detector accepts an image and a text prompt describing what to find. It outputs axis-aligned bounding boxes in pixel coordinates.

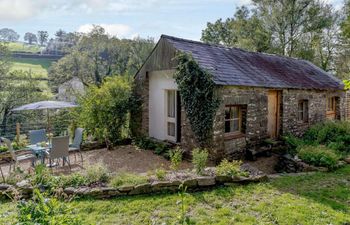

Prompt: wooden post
[16,123,20,142]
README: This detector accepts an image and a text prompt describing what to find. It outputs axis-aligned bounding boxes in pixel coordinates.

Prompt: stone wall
[282,89,345,136]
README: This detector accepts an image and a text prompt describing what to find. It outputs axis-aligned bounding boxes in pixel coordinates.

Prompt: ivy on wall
[174,52,220,146]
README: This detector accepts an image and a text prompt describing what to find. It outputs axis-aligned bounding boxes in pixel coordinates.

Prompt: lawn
[0,165,349,224]
[5,42,42,53]
[9,58,54,77]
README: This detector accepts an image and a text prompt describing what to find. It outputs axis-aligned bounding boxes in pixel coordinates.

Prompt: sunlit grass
[1,166,349,224]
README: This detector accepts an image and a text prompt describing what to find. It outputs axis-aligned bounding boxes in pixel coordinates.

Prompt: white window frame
[165,89,177,142]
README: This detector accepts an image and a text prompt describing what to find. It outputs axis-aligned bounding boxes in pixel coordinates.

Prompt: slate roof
[162,35,344,90]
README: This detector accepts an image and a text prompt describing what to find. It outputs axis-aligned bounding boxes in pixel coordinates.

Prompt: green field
[1,166,349,224]
[4,42,42,53]
[9,58,54,77]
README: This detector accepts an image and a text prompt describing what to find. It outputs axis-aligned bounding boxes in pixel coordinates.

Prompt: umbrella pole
[47,108,51,144]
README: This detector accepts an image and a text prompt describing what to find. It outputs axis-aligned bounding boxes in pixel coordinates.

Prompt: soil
[244,153,280,174]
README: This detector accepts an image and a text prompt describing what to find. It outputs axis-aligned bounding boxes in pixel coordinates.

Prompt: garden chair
[69,128,84,164]
[29,129,47,145]
[0,137,36,173]
[46,136,71,170]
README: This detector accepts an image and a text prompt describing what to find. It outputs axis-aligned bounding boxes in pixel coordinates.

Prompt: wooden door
[267,90,280,139]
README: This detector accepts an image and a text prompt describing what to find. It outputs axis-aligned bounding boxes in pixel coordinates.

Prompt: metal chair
[69,128,84,164]
[46,136,71,170]
[29,129,47,145]
[0,137,36,173]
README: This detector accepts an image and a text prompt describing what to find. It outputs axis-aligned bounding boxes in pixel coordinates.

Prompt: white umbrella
[12,100,78,136]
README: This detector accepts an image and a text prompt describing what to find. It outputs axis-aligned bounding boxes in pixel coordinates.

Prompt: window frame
[224,105,245,137]
[298,100,309,123]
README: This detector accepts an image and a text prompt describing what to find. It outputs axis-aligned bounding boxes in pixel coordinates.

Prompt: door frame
[165,89,177,142]
[267,90,282,139]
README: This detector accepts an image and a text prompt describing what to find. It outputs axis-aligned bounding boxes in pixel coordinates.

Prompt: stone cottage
[133,35,346,161]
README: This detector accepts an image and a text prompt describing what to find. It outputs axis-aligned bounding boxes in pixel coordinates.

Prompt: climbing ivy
[174,52,220,146]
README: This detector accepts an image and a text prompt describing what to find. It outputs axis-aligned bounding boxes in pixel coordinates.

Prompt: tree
[55,29,67,42]
[201,0,341,72]
[37,31,49,46]
[341,0,350,39]
[201,6,272,52]
[24,32,37,45]
[0,28,19,42]
[76,76,131,149]
[49,25,154,88]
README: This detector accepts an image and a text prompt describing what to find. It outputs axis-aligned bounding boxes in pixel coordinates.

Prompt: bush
[216,159,248,177]
[133,137,170,155]
[302,121,350,155]
[169,147,183,171]
[31,164,55,188]
[192,148,208,175]
[155,168,167,181]
[109,173,148,188]
[297,145,340,170]
[84,164,110,184]
[54,173,88,188]
[76,76,131,149]
[0,144,8,152]
[283,134,305,156]
[17,189,82,225]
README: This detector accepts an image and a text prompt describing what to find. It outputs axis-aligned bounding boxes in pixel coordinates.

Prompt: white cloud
[77,23,132,38]
[0,0,50,21]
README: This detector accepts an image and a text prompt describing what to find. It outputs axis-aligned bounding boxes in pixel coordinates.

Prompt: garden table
[26,144,50,165]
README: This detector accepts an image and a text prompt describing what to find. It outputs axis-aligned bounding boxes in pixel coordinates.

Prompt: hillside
[9,57,53,77]
[5,42,42,53]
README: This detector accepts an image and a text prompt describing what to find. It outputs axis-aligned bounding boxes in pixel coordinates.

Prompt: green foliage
[12,135,29,150]
[17,189,82,225]
[177,183,192,225]
[304,121,350,154]
[109,173,148,188]
[54,173,88,188]
[192,148,208,175]
[155,168,167,181]
[31,164,55,188]
[133,136,170,155]
[297,145,341,170]
[0,144,8,152]
[169,147,183,171]
[85,164,110,184]
[76,76,131,148]
[174,52,220,146]
[282,134,306,156]
[216,159,248,177]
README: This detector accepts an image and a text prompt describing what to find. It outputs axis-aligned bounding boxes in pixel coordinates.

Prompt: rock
[118,185,134,193]
[215,175,233,184]
[0,184,12,191]
[75,187,90,195]
[128,183,151,195]
[151,181,179,192]
[64,187,76,195]
[345,157,350,164]
[197,177,215,187]
[16,180,31,189]
[182,178,198,188]
[88,188,103,196]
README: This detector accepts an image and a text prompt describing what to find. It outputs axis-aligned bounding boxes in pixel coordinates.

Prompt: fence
[0,120,71,140]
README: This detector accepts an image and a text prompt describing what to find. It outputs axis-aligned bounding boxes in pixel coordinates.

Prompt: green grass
[1,166,349,224]
[9,58,54,77]
[4,42,42,53]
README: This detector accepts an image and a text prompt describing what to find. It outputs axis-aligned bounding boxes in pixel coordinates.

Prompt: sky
[0,0,345,42]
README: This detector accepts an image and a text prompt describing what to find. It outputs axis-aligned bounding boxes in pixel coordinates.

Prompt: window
[298,100,309,123]
[225,105,246,135]
[326,97,336,119]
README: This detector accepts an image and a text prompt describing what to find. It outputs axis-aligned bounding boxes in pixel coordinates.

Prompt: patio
[0,145,192,177]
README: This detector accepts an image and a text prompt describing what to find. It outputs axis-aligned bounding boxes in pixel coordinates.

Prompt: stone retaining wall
[0,174,268,200]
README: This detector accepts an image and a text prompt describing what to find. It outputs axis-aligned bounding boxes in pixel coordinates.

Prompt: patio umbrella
[12,100,78,136]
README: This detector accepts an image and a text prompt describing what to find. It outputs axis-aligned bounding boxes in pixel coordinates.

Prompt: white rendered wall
[149,69,177,141]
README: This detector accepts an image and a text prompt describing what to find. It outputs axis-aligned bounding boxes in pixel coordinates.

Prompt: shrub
[133,137,170,155]
[54,173,88,188]
[109,173,148,188]
[283,134,305,156]
[76,76,131,149]
[297,145,340,170]
[155,168,167,180]
[216,159,248,177]
[0,144,8,152]
[84,164,110,184]
[12,135,28,150]
[17,189,82,225]
[169,147,183,171]
[31,164,55,188]
[192,148,208,175]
